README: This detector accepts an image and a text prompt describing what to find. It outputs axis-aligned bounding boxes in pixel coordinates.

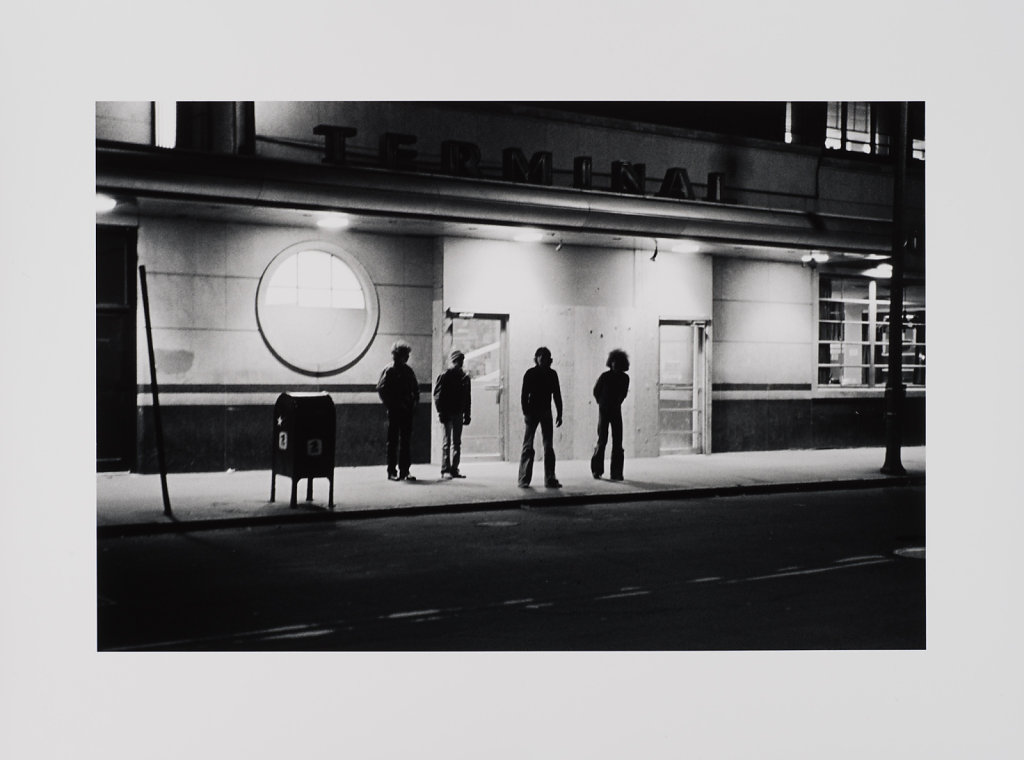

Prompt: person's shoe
[387,473,399,481]
[450,471,466,479]
[400,473,416,481]
[518,482,531,488]
[440,470,451,480]
[545,479,562,488]
[592,472,602,479]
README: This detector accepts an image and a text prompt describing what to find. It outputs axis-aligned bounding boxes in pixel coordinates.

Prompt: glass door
[658,320,709,454]
[448,315,507,461]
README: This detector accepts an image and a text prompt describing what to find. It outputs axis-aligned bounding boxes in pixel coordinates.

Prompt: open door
[447,314,509,461]
[658,320,710,454]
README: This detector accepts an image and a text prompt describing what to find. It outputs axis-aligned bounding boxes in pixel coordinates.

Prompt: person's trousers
[386,410,414,476]
[441,417,464,474]
[591,406,624,479]
[519,414,555,485]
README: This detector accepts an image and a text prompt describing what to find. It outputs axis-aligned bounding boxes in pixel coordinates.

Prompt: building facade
[96,101,925,474]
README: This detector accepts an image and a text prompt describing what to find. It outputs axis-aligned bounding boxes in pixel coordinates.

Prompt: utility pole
[881,102,908,476]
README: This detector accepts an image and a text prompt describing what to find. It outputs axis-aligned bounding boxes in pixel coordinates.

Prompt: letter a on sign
[657,168,696,199]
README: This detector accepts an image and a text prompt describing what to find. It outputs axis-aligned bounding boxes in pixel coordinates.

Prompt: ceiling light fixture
[317,213,350,229]
[96,194,117,213]
[671,240,701,254]
[863,263,893,279]
[514,229,544,243]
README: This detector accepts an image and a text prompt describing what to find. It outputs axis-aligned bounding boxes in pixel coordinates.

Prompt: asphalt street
[97,485,925,651]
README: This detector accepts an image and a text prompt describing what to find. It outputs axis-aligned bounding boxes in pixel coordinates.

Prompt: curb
[97,474,925,539]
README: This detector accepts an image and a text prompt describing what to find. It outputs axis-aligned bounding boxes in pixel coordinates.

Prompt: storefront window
[256,243,379,376]
[817,276,925,388]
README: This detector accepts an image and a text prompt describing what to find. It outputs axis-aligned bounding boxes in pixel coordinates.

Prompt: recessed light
[317,214,350,229]
[96,194,117,213]
[514,229,544,243]
[671,240,701,254]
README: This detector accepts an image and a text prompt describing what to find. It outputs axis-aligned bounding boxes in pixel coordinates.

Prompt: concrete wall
[135,219,436,471]
[711,258,814,388]
[96,101,151,144]
[442,237,712,461]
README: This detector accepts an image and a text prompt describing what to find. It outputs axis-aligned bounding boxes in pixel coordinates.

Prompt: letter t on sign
[314,125,358,165]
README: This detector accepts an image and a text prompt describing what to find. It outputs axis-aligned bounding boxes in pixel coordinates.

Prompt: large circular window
[256,242,379,376]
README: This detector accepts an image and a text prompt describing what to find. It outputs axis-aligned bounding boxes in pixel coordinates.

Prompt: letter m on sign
[502,149,553,185]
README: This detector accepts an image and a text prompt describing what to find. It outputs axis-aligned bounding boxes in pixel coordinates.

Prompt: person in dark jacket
[433,349,472,479]
[590,349,630,480]
[376,340,420,481]
[518,346,563,488]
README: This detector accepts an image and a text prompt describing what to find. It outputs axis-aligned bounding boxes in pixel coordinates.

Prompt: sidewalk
[97,446,925,536]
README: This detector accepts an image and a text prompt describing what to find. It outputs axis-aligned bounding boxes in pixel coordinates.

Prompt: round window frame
[255,241,380,376]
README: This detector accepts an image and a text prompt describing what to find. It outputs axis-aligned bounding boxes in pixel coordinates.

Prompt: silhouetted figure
[376,340,420,481]
[590,349,630,480]
[518,346,563,488]
[434,349,472,479]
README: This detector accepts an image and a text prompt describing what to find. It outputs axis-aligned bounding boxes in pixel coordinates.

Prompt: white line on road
[835,555,888,564]
[689,577,722,583]
[732,558,893,583]
[595,590,652,600]
[385,609,444,619]
[259,629,334,641]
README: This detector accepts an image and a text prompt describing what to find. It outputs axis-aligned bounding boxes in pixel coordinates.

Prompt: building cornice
[96,141,893,253]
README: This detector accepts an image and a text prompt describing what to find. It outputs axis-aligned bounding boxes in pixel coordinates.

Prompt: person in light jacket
[433,349,472,479]
[590,349,630,480]
[376,340,420,481]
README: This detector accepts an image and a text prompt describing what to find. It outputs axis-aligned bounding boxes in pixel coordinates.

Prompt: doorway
[658,320,710,454]
[446,313,508,461]
[97,226,137,471]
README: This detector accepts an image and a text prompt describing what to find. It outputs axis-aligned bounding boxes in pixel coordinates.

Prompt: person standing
[590,349,630,480]
[376,340,420,481]
[518,346,563,488]
[433,349,472,479]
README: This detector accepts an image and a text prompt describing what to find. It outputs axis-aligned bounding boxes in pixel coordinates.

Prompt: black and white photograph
[3,2,1023,758]
[95,100,927,652]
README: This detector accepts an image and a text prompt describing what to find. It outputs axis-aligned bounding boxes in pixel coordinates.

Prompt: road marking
[835,555,887,564]
[894,547,925,559]
[502,598,534,606]
[689,577,722,583]
[595,590,651,600]
[385,609,443,619]
[259,629,333,641]
[525,602,554,609]
[731,558,893,583]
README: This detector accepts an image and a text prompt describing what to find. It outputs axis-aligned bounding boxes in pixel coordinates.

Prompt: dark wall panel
[713,396,925,452]
[137,404,433,474]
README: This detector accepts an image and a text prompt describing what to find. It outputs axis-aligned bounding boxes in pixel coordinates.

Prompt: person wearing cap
[590,349,630,480]
[433,349,472,479]
[518,346,563,488]
[376,340,420,481]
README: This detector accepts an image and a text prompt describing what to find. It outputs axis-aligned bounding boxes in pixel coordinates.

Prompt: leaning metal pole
[139,265,173,515]
[881,102,909,475]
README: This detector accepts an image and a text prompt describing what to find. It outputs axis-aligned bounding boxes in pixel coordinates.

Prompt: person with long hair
[591,349,630,480]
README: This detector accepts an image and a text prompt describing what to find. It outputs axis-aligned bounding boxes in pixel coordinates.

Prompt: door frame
[443,310,510,461]
[657,318,712,455]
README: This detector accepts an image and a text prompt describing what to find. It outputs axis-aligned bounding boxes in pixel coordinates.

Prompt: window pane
[297,250,332,289]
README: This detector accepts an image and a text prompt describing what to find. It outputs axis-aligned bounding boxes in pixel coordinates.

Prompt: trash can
[271,392,336,509]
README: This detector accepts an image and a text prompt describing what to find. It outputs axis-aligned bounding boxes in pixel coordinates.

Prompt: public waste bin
[271,392,336,509]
